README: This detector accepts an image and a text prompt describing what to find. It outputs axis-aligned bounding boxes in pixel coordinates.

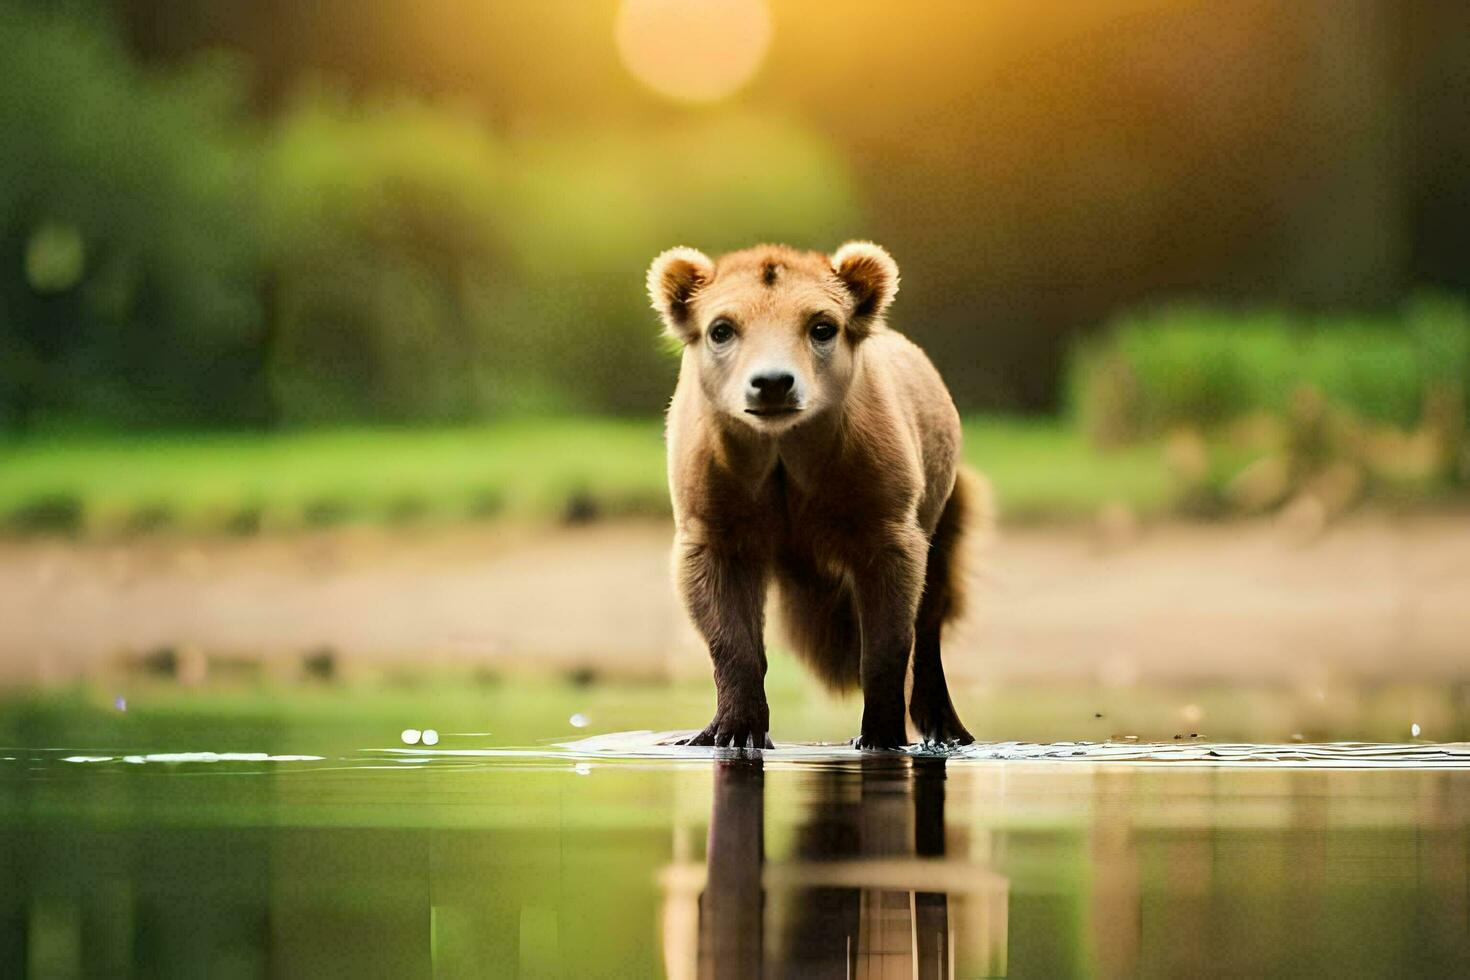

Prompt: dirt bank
[3,512,1468,687]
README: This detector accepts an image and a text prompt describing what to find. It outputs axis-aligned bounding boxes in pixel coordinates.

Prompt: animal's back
[864,328,963,534]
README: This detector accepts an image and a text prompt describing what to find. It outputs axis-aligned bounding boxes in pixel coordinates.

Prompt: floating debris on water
[421,729,440,746]
[1411,723,1422,737]
[569,713,590,728]
[400,728,422,745]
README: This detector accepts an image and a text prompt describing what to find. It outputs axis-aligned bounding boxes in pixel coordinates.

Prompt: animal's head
[647,242,899,433]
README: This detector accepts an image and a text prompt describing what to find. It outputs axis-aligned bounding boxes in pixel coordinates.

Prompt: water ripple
[17,735,1470,772]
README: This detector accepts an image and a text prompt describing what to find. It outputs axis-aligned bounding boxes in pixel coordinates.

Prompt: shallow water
[4,727,1470,978]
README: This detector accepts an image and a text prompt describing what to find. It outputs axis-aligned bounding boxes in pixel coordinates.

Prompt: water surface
[4,726,1470,977]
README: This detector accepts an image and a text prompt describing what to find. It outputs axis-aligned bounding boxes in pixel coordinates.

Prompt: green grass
[0,418,672,536]
[0,415,1175,537]
[963,416,1173,520]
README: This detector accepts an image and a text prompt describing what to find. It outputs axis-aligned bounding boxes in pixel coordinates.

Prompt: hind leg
[909,488,973,746]
[909,594,972,745]
[850,525,927,750]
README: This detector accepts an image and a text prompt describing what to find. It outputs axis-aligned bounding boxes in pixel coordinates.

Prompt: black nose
[748,371,795,403]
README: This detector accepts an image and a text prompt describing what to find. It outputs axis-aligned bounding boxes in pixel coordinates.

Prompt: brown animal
[648,241,982,750]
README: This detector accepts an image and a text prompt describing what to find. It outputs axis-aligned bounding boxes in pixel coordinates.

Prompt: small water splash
[546,732,1470,769]
[59,752,323,765]
[955,740,1470,766]
[17,735,1470,774]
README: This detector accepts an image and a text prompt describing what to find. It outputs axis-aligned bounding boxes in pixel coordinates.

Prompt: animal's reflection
[697,758,767,978]
[688,756,994,979]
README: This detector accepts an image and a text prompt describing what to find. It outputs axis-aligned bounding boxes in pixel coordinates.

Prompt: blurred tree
[4,0,1467,429]
[260,94,513,423]
[0,2,263,432]
[113,0,1470,413]
[483,113,861,413]
[261,100,860,420]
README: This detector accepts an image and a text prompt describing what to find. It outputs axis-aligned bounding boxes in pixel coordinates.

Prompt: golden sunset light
[615,0,771,102]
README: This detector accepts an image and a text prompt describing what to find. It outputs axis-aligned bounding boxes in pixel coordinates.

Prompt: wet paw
[917,724,974,748]
[673,720,773,751]
[910,703,975,747]
[850,731,909,752]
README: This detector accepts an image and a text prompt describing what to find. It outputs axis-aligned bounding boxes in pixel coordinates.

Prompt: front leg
[851,523,927,750]
[672,532,773,750]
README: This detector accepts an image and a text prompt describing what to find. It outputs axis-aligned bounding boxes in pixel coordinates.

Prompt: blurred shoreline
[5,510,1467,690]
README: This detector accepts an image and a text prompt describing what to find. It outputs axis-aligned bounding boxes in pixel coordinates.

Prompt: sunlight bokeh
[615,0,771,102]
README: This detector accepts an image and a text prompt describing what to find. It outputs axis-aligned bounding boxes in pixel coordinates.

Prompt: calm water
[3,726,1470,978]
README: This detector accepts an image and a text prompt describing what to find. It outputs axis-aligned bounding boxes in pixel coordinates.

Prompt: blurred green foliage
[1068,296,1470,517]
[0,3,262,431]
[260,100,858,421]
[1070,296,1470,443]
[1,4,1466,530]
[0,6,860,431]
[260,96,511,423]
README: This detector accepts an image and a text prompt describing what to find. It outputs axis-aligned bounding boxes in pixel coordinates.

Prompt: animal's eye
[707,319,736,345]
[810,320,838,343]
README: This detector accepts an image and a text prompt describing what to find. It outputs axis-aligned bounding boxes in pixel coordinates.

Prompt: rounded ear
[646,246,714,343]
[830,241,900,331]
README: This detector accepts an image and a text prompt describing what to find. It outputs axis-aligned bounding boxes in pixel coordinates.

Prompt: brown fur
[649,241,983,749]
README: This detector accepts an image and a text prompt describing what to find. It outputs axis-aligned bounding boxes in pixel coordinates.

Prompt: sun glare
[615,0,771,103]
